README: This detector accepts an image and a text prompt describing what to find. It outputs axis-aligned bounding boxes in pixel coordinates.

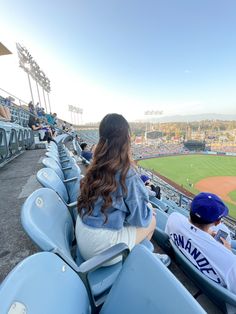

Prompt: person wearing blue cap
[165,192,236,294]
[140,174,161,199]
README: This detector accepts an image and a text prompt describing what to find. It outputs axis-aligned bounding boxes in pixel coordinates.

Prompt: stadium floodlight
[68,105,83,125]
[16,43,51,112]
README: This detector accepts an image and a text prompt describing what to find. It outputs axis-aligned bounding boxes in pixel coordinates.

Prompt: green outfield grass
[229,190,236,202]
[138,155,236,218]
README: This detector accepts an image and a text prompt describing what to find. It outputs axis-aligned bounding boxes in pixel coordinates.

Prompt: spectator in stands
[140,175,161,199]
[28,101,35,114]
[45,112,53,125]
[80,142,93,162]
[76,113,170,266]
[36,107,45,118]
[62,121,66,131]
[52,113,58,125]
[0,103,11,121]
[165,192,236,294]
[28,115,55,143]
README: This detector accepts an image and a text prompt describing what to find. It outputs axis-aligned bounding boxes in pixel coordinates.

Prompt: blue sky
[1,0,236,122]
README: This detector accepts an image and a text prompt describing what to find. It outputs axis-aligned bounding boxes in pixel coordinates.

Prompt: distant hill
[143,113,236,123]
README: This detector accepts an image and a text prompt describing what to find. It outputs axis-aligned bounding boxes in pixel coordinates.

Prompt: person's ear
[214,219,221,226]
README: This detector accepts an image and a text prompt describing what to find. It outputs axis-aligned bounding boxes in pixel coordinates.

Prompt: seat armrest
[67,201,77,209]
[79,243,129,311]
[60,159,70,163]
[63,176,78,183]
[78,243,129,274]
[62,165,72,171]
[53,243,130,313]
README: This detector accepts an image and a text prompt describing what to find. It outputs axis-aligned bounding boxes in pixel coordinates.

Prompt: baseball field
[138,154,236,218]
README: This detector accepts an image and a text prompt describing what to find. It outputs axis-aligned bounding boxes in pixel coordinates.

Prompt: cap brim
[221,204,229,218]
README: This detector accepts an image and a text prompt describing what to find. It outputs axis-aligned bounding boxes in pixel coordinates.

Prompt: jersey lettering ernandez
[165,212,236,294]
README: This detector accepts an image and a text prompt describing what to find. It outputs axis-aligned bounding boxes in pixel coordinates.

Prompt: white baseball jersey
[165,212,236,294]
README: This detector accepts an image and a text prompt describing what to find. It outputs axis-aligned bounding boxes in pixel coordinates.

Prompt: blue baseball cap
[140,175,150,183]
[190,192,228,223]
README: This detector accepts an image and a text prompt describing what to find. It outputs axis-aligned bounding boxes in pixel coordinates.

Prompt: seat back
[149,196,168,212]
[45,151,65,165]
[42,157,65,180]
[66,163,81,202]
[73,138,82,156]
[171,240,236,313]
[37,168,69,204]
[101,245,205,314]
[55,134,72,144]
[155,208,168,231]
[168,205,189,217]
[21,188,75,265]
[153,209,172,254]
[0,252,90,314]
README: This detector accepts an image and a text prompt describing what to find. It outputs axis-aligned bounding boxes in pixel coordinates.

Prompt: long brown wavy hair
[77,113,132,223]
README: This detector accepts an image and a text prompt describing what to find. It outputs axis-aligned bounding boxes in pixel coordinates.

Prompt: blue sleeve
[82,151,93,161]
[124,170,152,228]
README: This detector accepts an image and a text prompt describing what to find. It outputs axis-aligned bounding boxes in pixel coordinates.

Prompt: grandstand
[1,112,236,312]
[0,86,236,313]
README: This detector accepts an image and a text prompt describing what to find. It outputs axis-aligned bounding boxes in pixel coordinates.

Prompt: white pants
[76,216,136,265]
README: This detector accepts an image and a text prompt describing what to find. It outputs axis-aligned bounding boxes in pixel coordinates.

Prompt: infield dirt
[195,176,236,205]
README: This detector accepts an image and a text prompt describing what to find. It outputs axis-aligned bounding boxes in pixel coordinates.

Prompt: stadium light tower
[16,43,51,112]
[143,110,163,143]
[68,105,83,125]
[16,43,35,105]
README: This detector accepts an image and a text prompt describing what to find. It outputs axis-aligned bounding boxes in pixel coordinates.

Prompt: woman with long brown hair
[76,113,169,265]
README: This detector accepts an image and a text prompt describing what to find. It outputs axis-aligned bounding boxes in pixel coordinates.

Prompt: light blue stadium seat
[45,151,72,165]
[0,245,205,314]
[168,205,189,217]
[73,138,82,156]
[151,207,172,254]
[155,207,168,231]
[37,168,79,221]
[0,252,90,314]
[55,133,73,144]
[100,244,205,314]
[42,157,80,181]
[42,157,81,202]
[170,240,236,313]
[21,188,123,303]
[47,144,68,158]
[42,157,66,180]
[36,168,78,204]
[149,196,168,212]
[0,126,8,163]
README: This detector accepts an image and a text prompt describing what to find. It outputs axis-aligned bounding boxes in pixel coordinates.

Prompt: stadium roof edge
[0,42,12,56]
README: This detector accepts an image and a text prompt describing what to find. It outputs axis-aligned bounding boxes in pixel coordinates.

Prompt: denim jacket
[81,167,152,230]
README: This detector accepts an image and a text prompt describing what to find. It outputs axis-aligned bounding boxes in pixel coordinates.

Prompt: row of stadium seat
[0,121,33,165]
[0,95,30,127]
